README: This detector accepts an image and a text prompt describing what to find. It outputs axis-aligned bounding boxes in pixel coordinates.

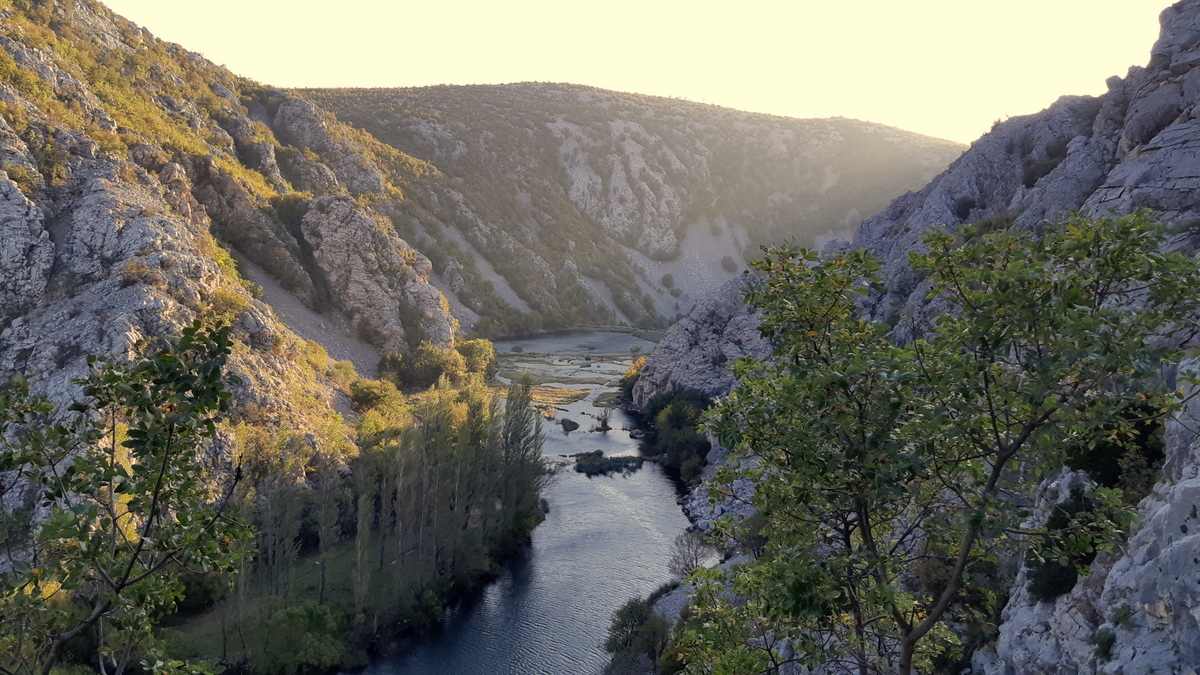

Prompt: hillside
[302,84,962,329]
[0,0,965,415]
[635,1,1200,671]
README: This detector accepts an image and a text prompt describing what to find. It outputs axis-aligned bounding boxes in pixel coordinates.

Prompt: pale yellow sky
[102,1,1171,143]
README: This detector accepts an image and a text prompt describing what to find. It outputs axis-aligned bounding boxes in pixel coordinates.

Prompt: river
[360,330,690,675]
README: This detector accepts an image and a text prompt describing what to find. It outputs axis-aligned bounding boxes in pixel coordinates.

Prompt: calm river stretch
[360,330,690,675]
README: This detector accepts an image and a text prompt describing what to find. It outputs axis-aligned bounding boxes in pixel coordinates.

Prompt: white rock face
[300,196,455,353]
[0,173,52,321]
[631,276,769,408]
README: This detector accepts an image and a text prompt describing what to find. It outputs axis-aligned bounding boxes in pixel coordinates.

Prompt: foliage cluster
[641,390,711,483]
[675,212,1200,674]
[0,322,250,675]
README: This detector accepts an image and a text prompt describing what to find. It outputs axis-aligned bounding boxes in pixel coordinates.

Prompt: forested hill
[302,83,962,327]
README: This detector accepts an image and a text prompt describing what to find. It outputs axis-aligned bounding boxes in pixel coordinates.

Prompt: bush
[1094,627,1116,661]
[119,258,164,288]
[620,357,646,403]
[272,191,312,229]
[605,597,670,674]
[639,390,711,483]
[455,338,497,379]
[330,359,357,391]
[208,286,249,320]
[661,273,675,289]
[1026,488,1098,602]
[349,378,399,412]
[381,341,467,389]
[175,571,227,615]
[1065,402,1164,501]
[3,163,40,194]
[574,450,642,476]
[257,601,348,675]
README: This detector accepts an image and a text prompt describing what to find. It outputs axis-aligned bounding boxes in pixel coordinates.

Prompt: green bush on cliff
[640,389,711,483]
[0,322,249,675]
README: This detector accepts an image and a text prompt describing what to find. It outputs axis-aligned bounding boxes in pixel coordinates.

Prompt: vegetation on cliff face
[0,322,249,675]
[668,213,1199,674]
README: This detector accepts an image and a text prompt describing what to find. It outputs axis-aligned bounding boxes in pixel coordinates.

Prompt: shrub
[1022,138,1069,188]
[257,601,348,675]
[661,273,675,289]
[455,338,497,379]
[3,163,40,194]
[620,356,646,403]
[272,191,312,229]
[680,454,705,483]
[382,341,467,389]
[1026,488,1098,602]
[641,390,711,483]
[1065,402,1164,502]
[1094,627,1116,661]
[118,258,164,288]
[330,360,357,391]
[349,379,400,412]
[208,286,249,320]
[175,572,227,615]
[605,597,670,674]
[301,339,331,373]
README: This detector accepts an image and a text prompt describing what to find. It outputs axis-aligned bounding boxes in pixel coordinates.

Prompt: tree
[499,378,547,545]
[381,341,467,390]
[605,596,670,673]
[667,530,714,579]
[455,339,497,380]
[0,321,249,675]
[685,213,1200,674]
[891,212,1198,673]
[620,357,646,403]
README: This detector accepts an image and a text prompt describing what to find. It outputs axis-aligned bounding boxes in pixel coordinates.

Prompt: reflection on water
[361,332,688,675]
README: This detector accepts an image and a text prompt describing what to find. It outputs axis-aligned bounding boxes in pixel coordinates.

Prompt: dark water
[361,332,689,675]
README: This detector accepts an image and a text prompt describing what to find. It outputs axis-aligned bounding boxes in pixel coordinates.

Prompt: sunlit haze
[100,1,1169,143]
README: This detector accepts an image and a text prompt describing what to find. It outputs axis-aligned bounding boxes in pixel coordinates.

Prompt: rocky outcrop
[641,2,1200,671]
[271,97,387,196]
[0,172,52,322]
[853,1,1200,338]
[299,196,455,352]
[630,276,768,531]
[631,276,768,408]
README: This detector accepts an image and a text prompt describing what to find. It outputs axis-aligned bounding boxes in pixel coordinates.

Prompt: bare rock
[299,196,456,353]
[631,276,768,408]
[0,172,52,321]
